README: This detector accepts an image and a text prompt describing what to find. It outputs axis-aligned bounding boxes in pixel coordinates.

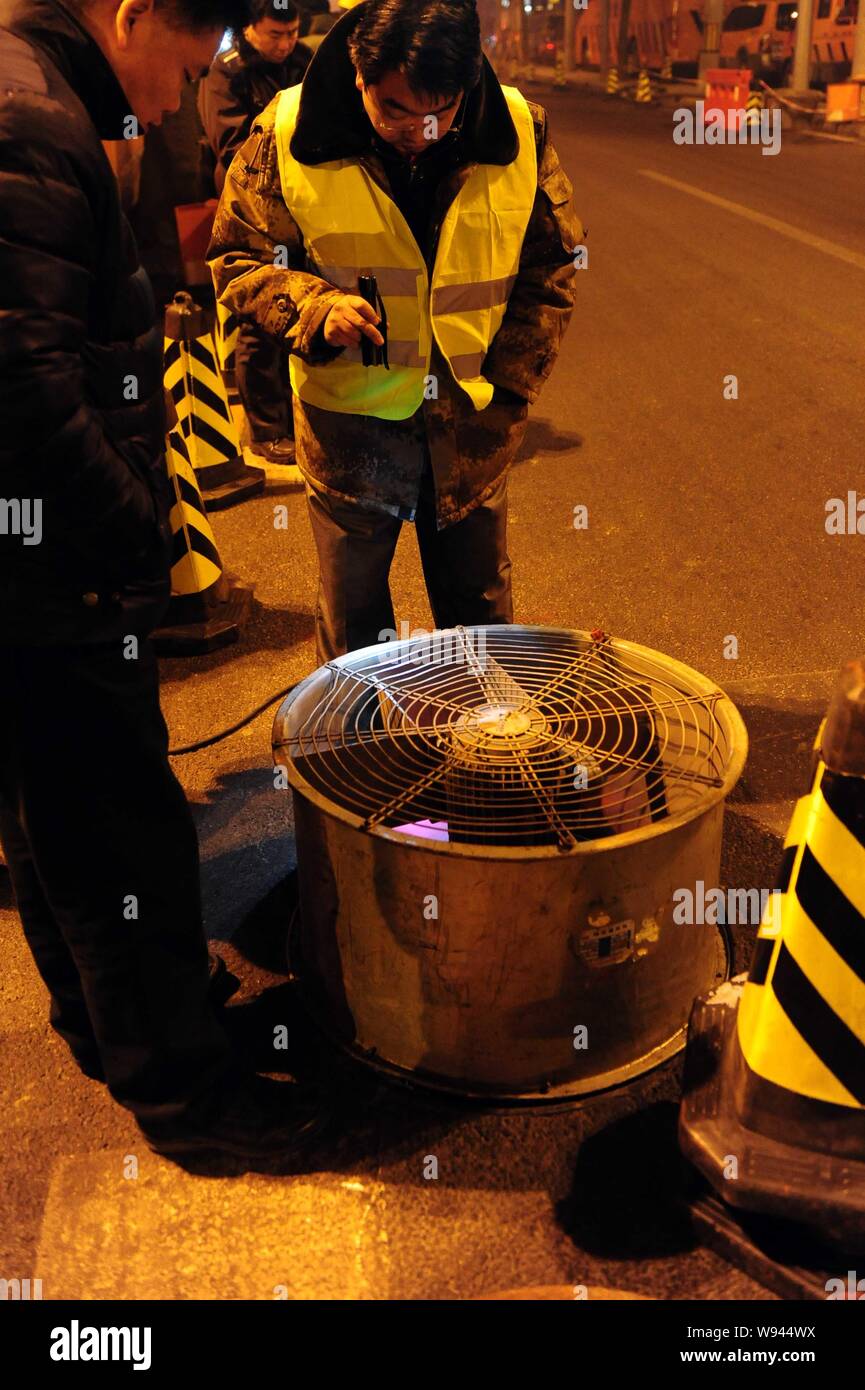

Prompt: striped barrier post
[163,291,264,511]
[679,659,865,1250]
[166,429,222,598]
[151,429,253,655]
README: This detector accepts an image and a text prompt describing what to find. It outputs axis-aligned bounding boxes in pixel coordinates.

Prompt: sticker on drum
[577,918,635,967]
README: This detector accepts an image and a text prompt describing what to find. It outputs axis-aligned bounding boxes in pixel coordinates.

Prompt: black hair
[247,0,299,25]
[348,0,482,101]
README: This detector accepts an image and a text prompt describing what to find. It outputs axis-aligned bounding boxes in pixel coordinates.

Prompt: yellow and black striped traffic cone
[680,659,865,1251]
[634,68,653,103]
[163,291,264,511]
[744,86,764,128]
[553,46,567,89]
[605,65,619,97]
[152,429,253,655]
[660,55,673,81]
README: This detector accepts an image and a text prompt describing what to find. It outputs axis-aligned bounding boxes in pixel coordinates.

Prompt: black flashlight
[358,272,389,369]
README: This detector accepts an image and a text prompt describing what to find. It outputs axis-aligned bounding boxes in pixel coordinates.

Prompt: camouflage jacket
[207,9,582,530]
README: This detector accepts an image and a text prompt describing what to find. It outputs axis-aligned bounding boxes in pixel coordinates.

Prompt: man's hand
[323,294,384,349]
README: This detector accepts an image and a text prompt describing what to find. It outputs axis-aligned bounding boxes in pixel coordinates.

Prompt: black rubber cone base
[687,1186,854,1300]
[196,457,266,512]
[152,574,254,656]
[679,982,865,1255]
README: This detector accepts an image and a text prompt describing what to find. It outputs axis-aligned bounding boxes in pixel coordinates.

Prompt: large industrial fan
[273,626,747,1101]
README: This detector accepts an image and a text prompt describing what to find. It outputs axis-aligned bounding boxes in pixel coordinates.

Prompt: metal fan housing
[273,626,747,1101]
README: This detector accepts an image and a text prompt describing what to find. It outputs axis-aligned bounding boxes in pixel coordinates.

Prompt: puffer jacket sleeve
[481,102,582,406]
[207,97,345,364]
[0,93,158,569]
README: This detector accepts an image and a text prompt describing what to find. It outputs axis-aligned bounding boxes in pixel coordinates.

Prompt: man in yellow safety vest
[208,0,581,661]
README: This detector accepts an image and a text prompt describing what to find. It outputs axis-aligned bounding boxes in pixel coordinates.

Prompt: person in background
[198,0,312,465]
[0,0,331,1165]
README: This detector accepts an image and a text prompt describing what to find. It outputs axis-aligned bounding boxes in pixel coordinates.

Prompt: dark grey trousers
[304,457,513,663]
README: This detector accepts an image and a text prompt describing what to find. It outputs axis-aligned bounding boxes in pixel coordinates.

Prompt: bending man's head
[348,0,482,156]
[65,0,247,129]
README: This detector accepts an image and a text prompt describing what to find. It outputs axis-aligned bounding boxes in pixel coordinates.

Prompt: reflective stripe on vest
[274,82,538,419]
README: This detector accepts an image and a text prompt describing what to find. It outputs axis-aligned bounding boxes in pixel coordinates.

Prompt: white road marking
[801,130,865,145]
[638,168,865,272]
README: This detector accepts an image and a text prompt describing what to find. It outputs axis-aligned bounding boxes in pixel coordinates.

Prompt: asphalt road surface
[2,84,863,1303]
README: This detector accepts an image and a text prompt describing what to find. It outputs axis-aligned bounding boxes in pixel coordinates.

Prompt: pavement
[2,82,864,1302]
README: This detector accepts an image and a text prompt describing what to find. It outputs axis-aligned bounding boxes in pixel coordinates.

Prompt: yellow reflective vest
[274,82,538,419]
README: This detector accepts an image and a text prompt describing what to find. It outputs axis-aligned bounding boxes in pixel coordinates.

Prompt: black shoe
[248,437,296,466]
[138,1072,335,1163]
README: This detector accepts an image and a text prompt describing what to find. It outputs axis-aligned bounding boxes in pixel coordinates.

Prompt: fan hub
[452,702,543,750]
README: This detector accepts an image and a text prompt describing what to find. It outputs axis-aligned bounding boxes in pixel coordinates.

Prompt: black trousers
[235,319,294,444]
[304,454,513,663]
[0,639,234,1125]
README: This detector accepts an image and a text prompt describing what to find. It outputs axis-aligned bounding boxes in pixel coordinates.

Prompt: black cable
[167,682,300,756]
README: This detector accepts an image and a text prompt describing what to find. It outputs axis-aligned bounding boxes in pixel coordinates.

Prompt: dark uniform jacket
[197,30,312,195]
[297,0,330,38]
[0,0,172,645]
[208,1,582,530]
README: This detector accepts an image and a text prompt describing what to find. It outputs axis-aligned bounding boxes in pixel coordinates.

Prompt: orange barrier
[703,68,752,130]
[826,81,865,123]
[173,200,218,288]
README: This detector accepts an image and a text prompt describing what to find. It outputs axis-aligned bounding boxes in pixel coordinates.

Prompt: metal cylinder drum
[273,627,747,1102]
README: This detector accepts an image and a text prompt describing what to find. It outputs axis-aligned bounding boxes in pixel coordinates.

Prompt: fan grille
[274,627,744,851]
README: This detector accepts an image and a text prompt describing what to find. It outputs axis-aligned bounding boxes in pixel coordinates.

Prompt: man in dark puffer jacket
[0,0,330,1163]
